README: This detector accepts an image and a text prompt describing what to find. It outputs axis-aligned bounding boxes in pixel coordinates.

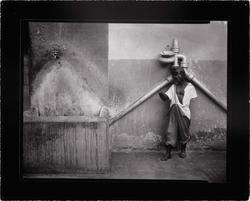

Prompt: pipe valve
[159,39,188,68]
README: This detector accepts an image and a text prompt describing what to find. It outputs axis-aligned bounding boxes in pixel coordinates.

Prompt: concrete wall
[24,22,227,151]
[27,23,108,116]
[109,23,227,150]
[23,23,111,174]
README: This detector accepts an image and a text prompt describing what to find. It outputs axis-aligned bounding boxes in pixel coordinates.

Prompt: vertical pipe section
[109,76,173,125]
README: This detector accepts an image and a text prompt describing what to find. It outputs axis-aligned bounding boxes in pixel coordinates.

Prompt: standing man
[159,67,197,161]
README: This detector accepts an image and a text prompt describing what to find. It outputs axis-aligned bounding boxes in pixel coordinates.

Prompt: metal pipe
[185,70,227,112]
[173,53,188,68]
[177,54,188,68]
[109,69,227,126]
[109,76,173,125]
[173,54,179,67]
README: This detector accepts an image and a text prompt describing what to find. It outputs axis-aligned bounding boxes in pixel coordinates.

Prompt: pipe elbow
[176,54,188,68]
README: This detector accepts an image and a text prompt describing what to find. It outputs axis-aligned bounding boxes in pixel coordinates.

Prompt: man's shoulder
[185,82,197,93]
[186,82,195,88]
[185,82,198,99]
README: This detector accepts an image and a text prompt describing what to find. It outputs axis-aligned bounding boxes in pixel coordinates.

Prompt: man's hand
[159,92,169,102]
[183,68,194,81]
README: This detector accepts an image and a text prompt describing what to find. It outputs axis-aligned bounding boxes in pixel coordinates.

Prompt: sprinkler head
[171,38,180,54]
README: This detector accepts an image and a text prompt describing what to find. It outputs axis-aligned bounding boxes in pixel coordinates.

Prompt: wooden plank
[24,116,105,123]
[23,118,109,174]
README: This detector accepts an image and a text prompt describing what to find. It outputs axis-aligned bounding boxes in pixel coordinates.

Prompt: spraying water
[31,59,103,116]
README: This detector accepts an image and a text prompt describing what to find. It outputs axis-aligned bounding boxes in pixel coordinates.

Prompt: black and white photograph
[23,22,227,182]
[1,1,249,200]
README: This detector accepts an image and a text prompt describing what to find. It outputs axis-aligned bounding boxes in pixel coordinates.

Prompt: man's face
[171,67,185,84]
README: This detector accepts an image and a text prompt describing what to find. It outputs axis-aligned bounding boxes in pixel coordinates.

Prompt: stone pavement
[25,150,226,183]
[109,150,226,182]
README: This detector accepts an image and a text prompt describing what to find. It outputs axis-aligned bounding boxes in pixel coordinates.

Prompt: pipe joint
[174,53,188,68]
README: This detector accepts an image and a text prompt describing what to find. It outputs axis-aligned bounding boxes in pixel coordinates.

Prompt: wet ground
[25,150,226,183]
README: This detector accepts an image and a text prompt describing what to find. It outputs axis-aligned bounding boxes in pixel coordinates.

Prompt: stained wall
[24,22,227,151]
[26,23,108,116]
[108,23,227,150]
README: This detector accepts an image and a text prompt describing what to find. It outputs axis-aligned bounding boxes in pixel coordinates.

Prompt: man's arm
[159,91,170,102]
[189,97,197,111]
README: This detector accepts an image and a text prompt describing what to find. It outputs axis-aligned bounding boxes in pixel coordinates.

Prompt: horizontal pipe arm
[185,70,227,112]
[109,70,227,126]
[109,76,173,125]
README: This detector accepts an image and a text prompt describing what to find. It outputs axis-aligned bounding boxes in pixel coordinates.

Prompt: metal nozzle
[171,39,180,54]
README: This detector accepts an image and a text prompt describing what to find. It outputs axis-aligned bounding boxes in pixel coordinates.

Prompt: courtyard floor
[25,150,226,183]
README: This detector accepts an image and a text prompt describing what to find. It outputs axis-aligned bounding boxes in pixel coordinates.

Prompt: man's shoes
[178,151,186,158]
[179,143,187,158]
[160,154,171,161]
[160,145,172,161]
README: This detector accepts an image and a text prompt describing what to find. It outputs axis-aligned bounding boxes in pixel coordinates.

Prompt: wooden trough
[23,116,110,175]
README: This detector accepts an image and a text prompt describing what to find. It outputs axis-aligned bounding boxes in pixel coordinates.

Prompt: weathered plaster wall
[23,23,111,174]
[109,59,171,150]
[27,23,108,116]
[109,23,227,60]
[109,23,227,150]
[24,22,227,151]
